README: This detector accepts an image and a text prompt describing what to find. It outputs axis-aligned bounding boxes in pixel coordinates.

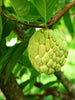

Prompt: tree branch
[45,88,73,100]
[0,67,26,100]
[47,0,75,28]
[55,71,75,98]
[0,0,75,28]
[34,82,73,100]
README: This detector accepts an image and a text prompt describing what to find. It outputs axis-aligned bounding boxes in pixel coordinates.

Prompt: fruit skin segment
[28,29,68,75]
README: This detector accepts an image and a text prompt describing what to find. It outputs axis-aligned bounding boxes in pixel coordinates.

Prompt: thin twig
[26,93,46,100]
[0,12,45,28]
[34,82,73,100]
[0,1,75,28]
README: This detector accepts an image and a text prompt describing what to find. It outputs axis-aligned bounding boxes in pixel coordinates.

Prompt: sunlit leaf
[63,11,74,38]
[0,45,18,73]
[22,2,41,22]
[10,0,30,16]
[0,0,2,6]
[2,10,16,38]
[20,76,36,90]
[19,49,39,75]
[40,80,61,90]
[4,28,34,84]
[72,17,75,37]
[32,0,58,24]
[4,40,28,84]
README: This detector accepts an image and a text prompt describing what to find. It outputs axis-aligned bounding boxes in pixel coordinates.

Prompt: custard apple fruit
[28,29,68,75]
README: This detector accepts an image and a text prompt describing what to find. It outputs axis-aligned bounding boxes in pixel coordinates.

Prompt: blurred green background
[0,0,75,100]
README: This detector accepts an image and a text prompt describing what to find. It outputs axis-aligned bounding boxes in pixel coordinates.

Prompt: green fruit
[28,29,68,75]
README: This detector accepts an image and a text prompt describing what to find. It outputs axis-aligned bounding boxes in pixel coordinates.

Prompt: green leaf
[19,49,39,76]
[2,10,16,38]
[63,11,74,38]
[13,63,23,77]
[0,45,18,73]
[22,16,40,22]
[20,76,36,90]
[10,0,30,17]
[0,96,4,100]
[23,78,36,92]
[0,0,2,6]
[32,0,57,24]
[40,80,61,90]
[72,17,75,38]
[0,15,2,40]
[19,67,27,77]
[23,2,41,22]
[0,38,6,54]
[4,39,28,84]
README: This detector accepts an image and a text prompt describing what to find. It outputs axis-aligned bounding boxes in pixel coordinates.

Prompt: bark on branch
[47,0,75,27]
[55,71,75,98]
[0,67,26,100]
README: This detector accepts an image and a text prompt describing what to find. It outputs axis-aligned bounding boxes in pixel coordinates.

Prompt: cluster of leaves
[0,0,75,100]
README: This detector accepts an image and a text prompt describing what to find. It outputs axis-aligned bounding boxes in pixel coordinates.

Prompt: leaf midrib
[44,0,46,26]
